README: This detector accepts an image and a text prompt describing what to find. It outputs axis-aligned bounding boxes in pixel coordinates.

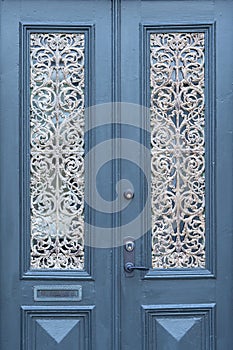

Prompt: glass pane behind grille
[150,32,205,269]
[30,33,85,269]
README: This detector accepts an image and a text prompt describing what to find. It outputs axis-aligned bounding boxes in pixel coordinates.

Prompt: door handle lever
[124,262,149,273]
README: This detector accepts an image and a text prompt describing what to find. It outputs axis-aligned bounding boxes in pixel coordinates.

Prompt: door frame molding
[141,22,216,279]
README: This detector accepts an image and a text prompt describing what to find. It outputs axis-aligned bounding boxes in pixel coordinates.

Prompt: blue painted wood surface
[0,1,232,349]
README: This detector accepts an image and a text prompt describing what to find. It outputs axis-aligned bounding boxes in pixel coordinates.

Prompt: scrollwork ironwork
[30,33,85,269]
[150,32,205,268]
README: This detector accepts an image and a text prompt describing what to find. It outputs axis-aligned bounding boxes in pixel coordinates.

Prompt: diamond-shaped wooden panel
[155,317,202,349]
[142,304,215,350]
[22,306,94,350]
[36,319,80,346]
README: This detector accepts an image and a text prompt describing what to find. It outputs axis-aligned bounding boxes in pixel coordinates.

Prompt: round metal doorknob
[124,189,134,200]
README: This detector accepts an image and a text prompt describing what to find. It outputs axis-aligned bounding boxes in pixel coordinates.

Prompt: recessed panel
[142,304,215,350]
[22,306,94,350]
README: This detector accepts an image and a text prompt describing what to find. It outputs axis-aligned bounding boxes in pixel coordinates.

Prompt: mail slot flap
[34,285,82,301]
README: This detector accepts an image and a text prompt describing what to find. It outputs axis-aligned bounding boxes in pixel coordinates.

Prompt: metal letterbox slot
[34,285,82,301]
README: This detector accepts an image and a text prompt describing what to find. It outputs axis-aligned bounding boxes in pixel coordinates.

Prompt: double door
[0,0,233,349]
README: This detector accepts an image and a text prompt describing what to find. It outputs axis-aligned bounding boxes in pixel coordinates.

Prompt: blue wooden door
[0,1,233,350]
[119,1,233,349]
[0,1,114,349]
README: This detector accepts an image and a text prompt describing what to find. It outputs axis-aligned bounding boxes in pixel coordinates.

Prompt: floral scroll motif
[150,33,205,268]
[30,33,85,269]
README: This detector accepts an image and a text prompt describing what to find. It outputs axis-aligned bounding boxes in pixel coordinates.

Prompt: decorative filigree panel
[150,32,205,268]
[30,33,85,269]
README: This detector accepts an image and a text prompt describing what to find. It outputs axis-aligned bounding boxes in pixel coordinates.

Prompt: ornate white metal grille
[150,32,205,268]
[30,33,85,269]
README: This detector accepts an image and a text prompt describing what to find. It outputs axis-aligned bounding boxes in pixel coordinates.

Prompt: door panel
[150,30,206,270]
[22,306,93,350]
[22,24,89,278]
[120,1,233,349]
[0,1,113,349]
[145,23,215,277]
[29,31,85,271]
[0,1,233,350]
